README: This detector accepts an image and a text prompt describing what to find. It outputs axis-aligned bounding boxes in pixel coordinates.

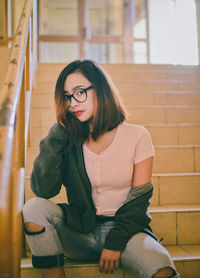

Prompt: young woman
[23,60,179,278]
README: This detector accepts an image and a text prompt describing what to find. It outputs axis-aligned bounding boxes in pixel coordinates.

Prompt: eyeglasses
[63,85,93,107]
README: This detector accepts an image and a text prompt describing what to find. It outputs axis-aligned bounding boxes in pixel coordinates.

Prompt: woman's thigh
[121,233,178,278]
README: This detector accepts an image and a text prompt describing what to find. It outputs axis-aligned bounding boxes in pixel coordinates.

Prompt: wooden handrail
[0,0,37,277]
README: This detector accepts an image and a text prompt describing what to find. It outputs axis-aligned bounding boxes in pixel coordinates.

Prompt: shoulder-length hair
[55,59,126,148]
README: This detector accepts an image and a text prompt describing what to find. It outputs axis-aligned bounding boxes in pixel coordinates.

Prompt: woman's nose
[70,96,79,107]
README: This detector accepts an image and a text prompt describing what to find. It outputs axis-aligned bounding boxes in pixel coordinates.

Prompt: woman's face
[64,72,97,124]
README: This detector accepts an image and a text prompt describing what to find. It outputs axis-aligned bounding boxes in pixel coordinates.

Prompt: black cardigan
[31,123,157,250]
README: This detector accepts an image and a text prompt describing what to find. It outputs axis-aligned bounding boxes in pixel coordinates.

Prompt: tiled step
[29,106,200,128]
[37,63,200,74]
[23,172,200,247]
[121,92,200,106]
[153,145,200,173]
[31,91,200,107]
[126,106,200,124]
[25,173,200,206]
[34,80,200,94]
[152,173,200,206]
[20,245,200,278]
[150,205,200,245]
[29,124,200,147]
[36,68,200,82]
[145,124,200,146]
[25,145,200,176]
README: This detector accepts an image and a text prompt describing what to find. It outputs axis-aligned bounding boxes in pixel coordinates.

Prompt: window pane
[88,0,123,36]
[39,0,79,35]
[39,42,79,63]
[133,0,147,39]
[86,43,123,63]
[133,42,147,63]
[148,0,198,65]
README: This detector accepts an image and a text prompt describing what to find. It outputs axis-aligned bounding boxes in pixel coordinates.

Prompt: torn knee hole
[24,222,45,235]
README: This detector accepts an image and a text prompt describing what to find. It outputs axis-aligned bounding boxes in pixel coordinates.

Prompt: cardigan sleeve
[30,123,69,199]
[103,185,155,250]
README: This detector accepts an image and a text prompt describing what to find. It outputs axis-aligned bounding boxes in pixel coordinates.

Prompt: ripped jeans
[23,197,179,278]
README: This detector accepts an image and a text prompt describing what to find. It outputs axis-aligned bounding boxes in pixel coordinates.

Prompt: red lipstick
[73,110,83,116]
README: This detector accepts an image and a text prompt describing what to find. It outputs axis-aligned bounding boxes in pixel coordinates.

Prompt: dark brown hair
[55,59,126,148]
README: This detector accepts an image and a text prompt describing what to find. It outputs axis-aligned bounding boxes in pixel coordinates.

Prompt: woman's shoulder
[120,122,149,135]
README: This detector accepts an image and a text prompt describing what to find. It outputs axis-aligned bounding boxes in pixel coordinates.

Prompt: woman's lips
[72,110,84,116]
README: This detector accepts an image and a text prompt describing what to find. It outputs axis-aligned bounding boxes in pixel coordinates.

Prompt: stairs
[21,63,200,278]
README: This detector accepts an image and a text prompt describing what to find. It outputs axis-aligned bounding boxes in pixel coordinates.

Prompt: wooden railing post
[11,67,26,278]
[0,0,37,276]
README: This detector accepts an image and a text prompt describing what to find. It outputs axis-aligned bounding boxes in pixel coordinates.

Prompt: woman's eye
[64,95,70,101]
[76,90,84,96]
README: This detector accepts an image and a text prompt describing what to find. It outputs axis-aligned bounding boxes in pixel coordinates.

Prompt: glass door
[38,0,135,63]
[38,0,80,62]
[85,0,124,63]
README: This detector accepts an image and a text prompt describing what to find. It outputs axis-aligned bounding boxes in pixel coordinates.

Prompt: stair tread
[25,172,200,179]
[20,245,200,269]
[150,204,200,212]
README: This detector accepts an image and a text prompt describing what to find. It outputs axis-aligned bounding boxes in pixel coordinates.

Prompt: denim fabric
[23,197,179,278]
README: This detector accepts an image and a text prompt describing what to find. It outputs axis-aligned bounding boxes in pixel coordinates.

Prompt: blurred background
[1,0,199,64]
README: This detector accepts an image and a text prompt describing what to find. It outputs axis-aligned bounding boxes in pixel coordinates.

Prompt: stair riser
[127,107,200,124]
[151,211,200,245]
[32,91,200,107]
[37,63,200,73]
[152,175,200,205]
[20,259,200,278]
[29,125,200,147]
[25,174,200,206]
[29,107,200,127]
[36,70,200,82]
[25,146,200,176]
[34,81,200,93]
[153,147,200,173]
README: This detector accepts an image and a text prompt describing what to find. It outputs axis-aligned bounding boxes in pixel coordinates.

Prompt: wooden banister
[0,0,37,277]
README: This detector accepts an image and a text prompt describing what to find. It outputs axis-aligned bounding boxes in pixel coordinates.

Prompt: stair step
[146,124,200,146]
[126,105,200,124]
[153,145,200,173]
[31,91,200,107]
[34,80,200,94]
[150,205,200,245]
[25,145,200,176]
[152,173,200,205]
[29,124,200,147]
[36,69,200,82]
[37,63,200,74]
[25,173,200,206]
[29,106,200,128]
[20,245,200,278]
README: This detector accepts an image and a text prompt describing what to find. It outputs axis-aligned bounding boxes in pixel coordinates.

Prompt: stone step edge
[20,248,200,270]
[30,104,200,109]
[149,205,200,213]
[32,91,200,96]
[26,145,200,152]
[30,123,200,127]
[25,172,200,180]
[35,78,200,84]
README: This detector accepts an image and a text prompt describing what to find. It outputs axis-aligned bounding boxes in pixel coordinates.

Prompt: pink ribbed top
[82,122,155,216]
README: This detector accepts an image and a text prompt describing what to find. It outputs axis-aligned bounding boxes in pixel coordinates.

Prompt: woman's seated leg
[120,232,179,278]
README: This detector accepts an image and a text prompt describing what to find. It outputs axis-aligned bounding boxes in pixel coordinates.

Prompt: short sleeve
[134,127,155,164]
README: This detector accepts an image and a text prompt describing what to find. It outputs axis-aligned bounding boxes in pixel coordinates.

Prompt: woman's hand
[99,248,121,273]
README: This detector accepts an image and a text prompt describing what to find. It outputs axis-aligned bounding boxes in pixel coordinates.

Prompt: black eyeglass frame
[63,85,93,106]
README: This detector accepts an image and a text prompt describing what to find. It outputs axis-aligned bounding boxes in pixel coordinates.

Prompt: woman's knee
[24,221,45,234]
[153,266,174,278]
[23,197,46,216]
[22,197,50,225]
